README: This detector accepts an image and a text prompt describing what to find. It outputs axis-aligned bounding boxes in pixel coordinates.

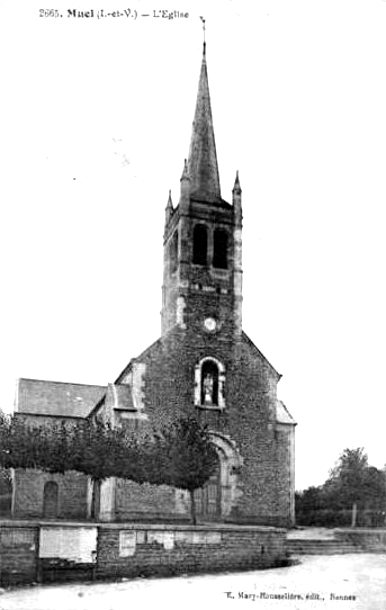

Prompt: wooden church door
[43,481,59,518]
[91,479,101,519]
[194,459,221,519]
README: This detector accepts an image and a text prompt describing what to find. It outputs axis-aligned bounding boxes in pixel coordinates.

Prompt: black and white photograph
[0,1,385,608]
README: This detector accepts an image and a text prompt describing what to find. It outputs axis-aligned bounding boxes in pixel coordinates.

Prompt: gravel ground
[0,554,385,610]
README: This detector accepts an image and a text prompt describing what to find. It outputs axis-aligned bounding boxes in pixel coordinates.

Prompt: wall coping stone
[334,527,386,534]
[0,519,286,533]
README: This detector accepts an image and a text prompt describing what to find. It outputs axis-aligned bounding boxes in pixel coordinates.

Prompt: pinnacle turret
[180,159,190,182]
[164,190,174,225]
[233,171,242,194]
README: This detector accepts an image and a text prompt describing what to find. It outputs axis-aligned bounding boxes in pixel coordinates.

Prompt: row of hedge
[296,508,386,528]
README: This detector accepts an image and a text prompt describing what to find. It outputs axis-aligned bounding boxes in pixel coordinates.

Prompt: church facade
[12,44,296,527]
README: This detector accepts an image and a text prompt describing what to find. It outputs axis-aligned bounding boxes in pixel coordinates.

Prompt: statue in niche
[203,373,214,404]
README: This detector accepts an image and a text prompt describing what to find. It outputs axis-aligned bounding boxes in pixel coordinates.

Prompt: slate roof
[15,378,106,419]
[106,383,135,411]
[276,400,296,425]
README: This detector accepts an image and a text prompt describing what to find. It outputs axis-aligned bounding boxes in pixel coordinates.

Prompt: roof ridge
[18,377,106,389]
[114,337,163,384]
[241,331,281,379]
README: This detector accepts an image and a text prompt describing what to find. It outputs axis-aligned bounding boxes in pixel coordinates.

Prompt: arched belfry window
[193,224,208,265]
[213,229,228,269]
[169,229,178,274]
[195,357,226,409]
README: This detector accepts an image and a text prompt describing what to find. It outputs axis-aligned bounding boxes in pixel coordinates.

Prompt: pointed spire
[187,43,221,203]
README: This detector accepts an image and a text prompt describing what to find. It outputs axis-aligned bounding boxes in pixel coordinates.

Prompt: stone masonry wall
[97,524,286,580]
[275,425,295,527]
[0,524,39,585]
[117,329,293,526]
[0,521,287,586]
[115,480,185,522]
[12,469,88,520]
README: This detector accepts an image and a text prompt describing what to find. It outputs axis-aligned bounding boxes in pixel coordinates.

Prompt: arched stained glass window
[193,224,208,265]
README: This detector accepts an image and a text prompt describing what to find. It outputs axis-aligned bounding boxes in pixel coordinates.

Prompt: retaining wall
[334,528,386,552]
[0,520,287,586]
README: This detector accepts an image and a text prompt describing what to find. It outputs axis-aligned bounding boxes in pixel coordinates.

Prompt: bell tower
[161,43,243,341]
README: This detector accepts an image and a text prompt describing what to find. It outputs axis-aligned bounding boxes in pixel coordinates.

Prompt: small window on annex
[169,230,178,274]
[213,229,228,269]
[193,224,208,265]
[43,481,59,518]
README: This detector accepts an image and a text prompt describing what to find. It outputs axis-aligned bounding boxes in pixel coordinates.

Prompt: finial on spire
[200,16,206,56]
[180,159,190,181]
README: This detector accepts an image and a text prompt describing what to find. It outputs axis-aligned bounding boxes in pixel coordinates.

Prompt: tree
[0,409,10,466]
[1,411,220,524]
[0,414,48,471]
[296,448,386,528]
[362,466,386,514]
[148,415,219,524]
[69,419,145,517]
[295,486,325,524]
[327,448,369,526]
[0,415,142,518]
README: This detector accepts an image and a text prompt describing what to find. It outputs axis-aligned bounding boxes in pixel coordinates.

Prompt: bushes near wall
[296,508,386,528]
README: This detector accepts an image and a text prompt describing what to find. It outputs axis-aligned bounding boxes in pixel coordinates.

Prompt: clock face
[204,317,217,332]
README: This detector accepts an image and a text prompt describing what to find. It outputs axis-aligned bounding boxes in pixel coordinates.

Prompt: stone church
[12,43,296,527]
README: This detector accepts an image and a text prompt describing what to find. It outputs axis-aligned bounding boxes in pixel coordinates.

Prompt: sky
[0,0,385,491]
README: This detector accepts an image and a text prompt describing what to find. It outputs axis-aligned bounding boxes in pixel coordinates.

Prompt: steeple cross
[200,16,206,44]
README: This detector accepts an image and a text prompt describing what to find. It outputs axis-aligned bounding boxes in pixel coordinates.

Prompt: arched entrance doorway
[194,453,222,519]
[90,479,101,519]
[193,434,243,521]
[43,481,59,518]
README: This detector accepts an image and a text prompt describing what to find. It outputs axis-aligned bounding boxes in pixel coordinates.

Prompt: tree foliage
[0,410,219,524]
[145,415,219,524]
[296,448,386,527]
[0,415,140,481]
[327,448,369,509]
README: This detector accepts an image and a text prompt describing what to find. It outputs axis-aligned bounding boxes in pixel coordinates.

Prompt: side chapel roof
[15,378,106,419]
[276,400,296,425]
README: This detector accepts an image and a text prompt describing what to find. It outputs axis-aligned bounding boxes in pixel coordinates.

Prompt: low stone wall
[334,528,386,552]
[0,520,287,586]
[96,523,286,579]
[0,525,39,585]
